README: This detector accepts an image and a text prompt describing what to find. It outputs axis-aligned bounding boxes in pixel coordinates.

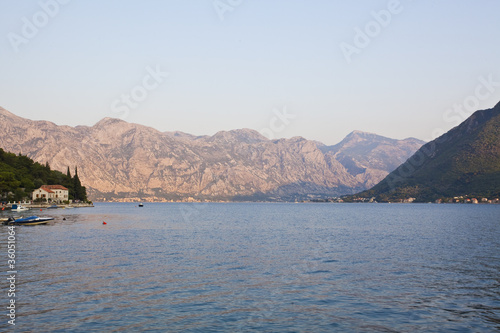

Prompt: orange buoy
[103,221,107,225]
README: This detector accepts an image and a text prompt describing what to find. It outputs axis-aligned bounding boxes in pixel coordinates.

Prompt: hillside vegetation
[356,102,500,202]
[0,148,87,202]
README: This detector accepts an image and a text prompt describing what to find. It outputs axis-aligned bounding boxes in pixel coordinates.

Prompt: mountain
[319,131,424,189]
[0,107,423,201]
[357,102,500,201]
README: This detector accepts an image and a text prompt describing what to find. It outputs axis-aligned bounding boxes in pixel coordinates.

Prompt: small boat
[11,204,29,212]
[5,216,54,226]
[47,204,59,209]
[138,203,144,207]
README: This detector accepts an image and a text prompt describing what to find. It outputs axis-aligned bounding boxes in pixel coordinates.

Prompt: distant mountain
[0,107,423,201]
[357,102,500,201]
[320,130,425,189]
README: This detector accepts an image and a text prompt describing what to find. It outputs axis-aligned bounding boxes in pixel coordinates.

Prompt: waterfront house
[32,185,69,203]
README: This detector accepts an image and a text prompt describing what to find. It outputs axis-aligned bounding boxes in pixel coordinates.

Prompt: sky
[1,0,499,145]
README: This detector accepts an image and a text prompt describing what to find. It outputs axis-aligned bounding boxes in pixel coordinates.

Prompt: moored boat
[5,216,54,225]
[11,204,29,212]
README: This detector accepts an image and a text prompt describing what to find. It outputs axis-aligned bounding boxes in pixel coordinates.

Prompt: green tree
[0,148,88,202]
[73,167,87,201]
[34,178,43,189]
[20,177,35,191]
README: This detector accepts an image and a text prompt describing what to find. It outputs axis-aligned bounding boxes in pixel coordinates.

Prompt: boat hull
[5,216,54,225]
[10,220,52,225]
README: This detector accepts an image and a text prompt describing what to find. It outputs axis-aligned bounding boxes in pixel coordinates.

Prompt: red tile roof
[41,185,68,193]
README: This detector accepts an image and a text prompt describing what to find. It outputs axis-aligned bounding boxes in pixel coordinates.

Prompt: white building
[32,185,69,203]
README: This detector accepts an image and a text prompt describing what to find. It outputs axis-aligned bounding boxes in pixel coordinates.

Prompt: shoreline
[4,203,94,209]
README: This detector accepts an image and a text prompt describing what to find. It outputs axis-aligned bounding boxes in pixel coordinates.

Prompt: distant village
[434,196,500,204]
[332,196,500,204]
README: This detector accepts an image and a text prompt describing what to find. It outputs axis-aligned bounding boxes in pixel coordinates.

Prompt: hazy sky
[1,0,499,145]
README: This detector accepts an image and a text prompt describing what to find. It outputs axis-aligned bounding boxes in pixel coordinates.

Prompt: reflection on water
[1,203,499,332]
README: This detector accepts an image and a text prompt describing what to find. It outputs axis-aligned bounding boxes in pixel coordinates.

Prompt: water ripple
[1,203,499,332]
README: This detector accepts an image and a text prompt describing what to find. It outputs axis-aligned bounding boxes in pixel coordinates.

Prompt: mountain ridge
[356,102,500,201]
[0,107,424,201]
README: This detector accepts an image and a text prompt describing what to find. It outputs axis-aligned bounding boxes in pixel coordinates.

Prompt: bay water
[1,203,499,332]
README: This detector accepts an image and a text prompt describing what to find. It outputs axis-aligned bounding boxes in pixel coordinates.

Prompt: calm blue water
[1,203,499,332]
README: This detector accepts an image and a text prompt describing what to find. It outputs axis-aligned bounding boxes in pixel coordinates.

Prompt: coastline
[4,203,94,209]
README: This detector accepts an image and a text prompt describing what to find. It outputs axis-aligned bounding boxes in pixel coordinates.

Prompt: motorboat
[11,204,29,212]
[138,203,144,207]
[5,216,54,225]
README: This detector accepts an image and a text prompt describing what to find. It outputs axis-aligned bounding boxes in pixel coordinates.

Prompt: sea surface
[1,203,499,332]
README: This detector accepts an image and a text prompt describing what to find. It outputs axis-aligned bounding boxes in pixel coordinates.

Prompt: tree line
[0,148,88,202]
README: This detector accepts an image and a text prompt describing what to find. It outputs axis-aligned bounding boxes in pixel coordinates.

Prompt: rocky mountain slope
[319,131,424,189]
[0,107,424,201]
[358,102,500,201]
